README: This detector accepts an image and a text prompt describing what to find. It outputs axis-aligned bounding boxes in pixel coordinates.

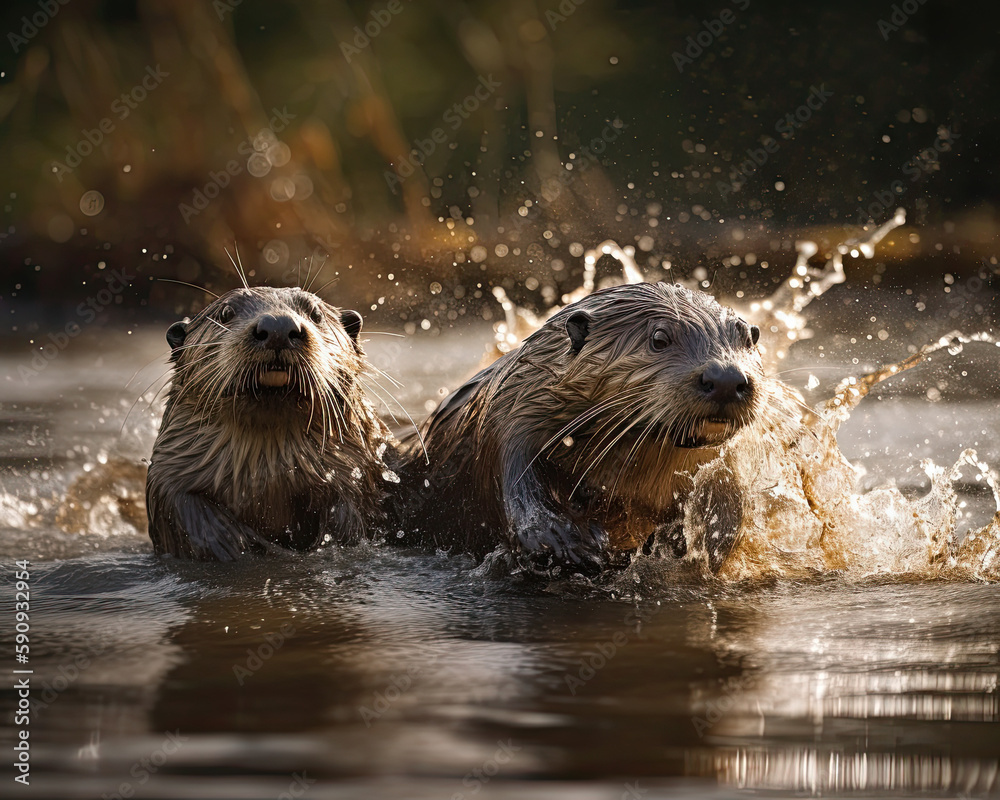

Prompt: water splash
[490,209,1000,583]
[491,240,645,354]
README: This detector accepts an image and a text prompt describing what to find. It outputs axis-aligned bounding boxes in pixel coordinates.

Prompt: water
[2,238,1000,798]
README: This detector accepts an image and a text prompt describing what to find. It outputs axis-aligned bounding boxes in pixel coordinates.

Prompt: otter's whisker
[610,415,662,499]
[326,384,347,444]
[312,275,340,297]
[366,362,404,390]
[571,414,646,499]
[359,378,401,426]
[359,375,427,464]
[304,253,328,293]
[225,246,250,290]
[570,398,646,475]
[516,389,648,484]
[120,368,174,435]
[155,277,221,299]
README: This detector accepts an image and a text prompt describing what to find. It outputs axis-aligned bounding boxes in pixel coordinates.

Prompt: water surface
[1,323,998,799]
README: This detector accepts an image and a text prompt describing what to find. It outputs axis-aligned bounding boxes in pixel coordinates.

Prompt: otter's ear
[566,311,592,354]
[341,310,363,342]
[166,320,188,351]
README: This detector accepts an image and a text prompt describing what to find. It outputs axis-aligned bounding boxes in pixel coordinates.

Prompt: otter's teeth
[259,370,290,388]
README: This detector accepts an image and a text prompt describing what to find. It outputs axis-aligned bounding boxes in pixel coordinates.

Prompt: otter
[394,282,775,575]
[146,286,394,560]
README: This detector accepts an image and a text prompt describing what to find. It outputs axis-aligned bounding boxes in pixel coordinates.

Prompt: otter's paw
[513,512,608,577]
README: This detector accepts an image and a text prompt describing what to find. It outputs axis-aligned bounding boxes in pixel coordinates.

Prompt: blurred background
[0,0,997,335]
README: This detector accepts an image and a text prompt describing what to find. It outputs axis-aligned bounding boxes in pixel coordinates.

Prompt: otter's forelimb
[148,489,276,561]
[502,447,608,575]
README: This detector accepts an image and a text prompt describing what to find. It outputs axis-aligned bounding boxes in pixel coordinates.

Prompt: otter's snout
[252,314,304,350]
[699,362,751,406]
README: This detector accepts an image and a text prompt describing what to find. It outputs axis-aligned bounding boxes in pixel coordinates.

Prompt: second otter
[396,282,776,574]
[147,286,394,560]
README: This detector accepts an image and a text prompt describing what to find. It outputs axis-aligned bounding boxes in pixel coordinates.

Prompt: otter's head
[164,286,366,428]
[556,282,763,449]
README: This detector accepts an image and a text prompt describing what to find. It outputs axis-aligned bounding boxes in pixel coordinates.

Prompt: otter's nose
[252,314,304,350]
[700,363,750,405]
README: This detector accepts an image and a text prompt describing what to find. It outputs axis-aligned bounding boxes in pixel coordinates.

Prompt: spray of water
[492,209,1000,583]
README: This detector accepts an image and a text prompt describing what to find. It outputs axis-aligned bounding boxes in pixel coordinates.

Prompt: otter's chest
[549,438,720,550]
[202,432,342,528]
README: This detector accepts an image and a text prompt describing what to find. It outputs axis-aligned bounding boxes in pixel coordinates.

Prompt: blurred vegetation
[0,0,997,328]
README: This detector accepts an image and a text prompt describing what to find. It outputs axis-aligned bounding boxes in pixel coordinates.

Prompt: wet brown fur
[146,286,393,560]
[395,282,779,573]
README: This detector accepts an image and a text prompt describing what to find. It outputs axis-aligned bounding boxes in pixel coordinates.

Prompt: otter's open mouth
[258,369,291,388]
[672,417,742,449]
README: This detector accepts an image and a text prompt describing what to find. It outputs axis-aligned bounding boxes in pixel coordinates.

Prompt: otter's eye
[650,329,672,352]
[748,325,760,347]
[217,304,235,324]
[309,306,324,325]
